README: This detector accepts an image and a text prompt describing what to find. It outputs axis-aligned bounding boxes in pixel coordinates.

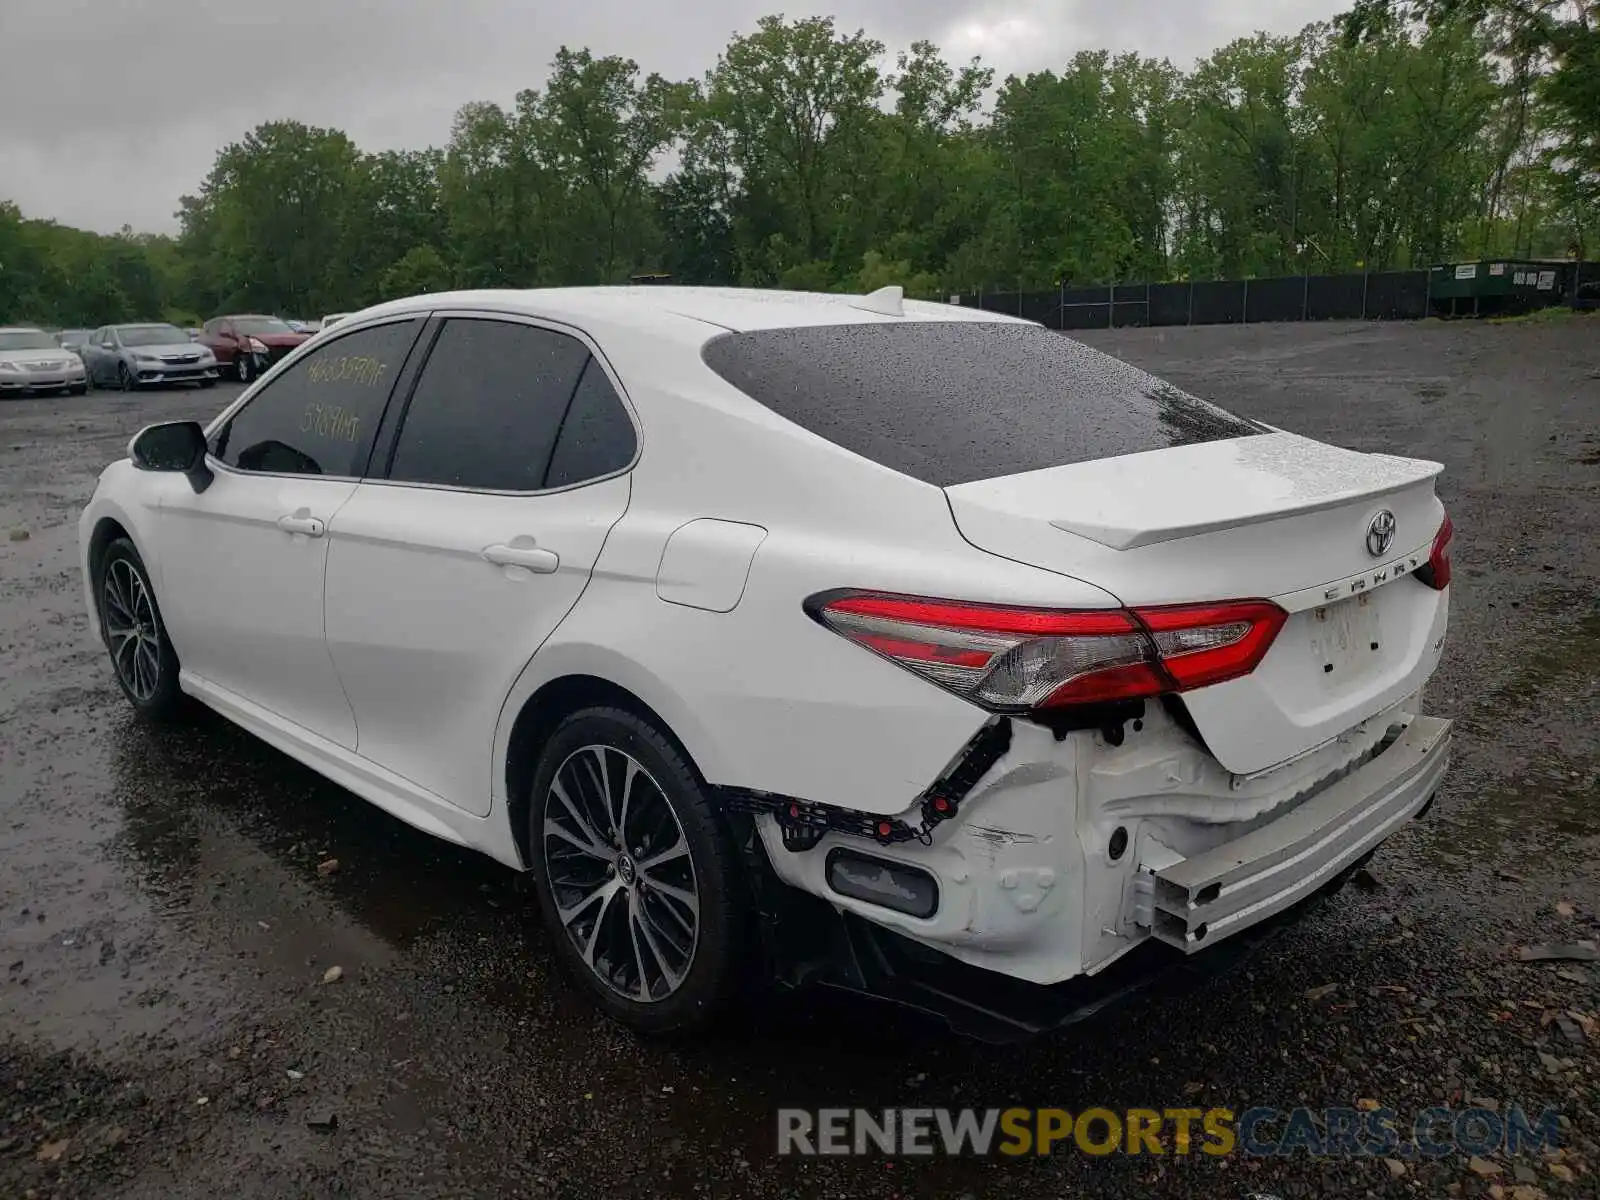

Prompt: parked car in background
[57,329,94,354]
[198,315,310,383]
[79,323,219,391]
[320,312,352,331]
[77,286,1454,1034]
[0,326,88,396]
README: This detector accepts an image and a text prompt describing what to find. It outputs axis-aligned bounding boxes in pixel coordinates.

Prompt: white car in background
[0,326,87,396]
[77,286,1453,1037]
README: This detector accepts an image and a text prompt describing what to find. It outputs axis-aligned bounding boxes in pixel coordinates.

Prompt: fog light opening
[825,848,939,919]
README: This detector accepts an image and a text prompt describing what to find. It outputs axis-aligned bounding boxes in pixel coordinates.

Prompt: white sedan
[78,286,1453,1036]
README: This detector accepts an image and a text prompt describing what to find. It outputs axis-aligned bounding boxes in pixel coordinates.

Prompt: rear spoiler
[946,432,1443,552]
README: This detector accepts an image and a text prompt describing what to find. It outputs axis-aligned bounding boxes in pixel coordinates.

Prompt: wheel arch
[86,514,132,588]
[84,506,148,623]
[500,663,722,871]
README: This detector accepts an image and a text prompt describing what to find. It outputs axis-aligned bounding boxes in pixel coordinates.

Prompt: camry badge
[1366,510,1397,558]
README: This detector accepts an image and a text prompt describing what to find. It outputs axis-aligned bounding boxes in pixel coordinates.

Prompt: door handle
[277,513,325,537]
[482,541,559,573]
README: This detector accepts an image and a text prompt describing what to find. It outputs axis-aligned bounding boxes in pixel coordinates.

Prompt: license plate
[1308,592,1384,683]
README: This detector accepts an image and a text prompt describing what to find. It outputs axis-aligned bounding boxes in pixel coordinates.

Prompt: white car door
[155,316,428,748]
[323,314,638,816]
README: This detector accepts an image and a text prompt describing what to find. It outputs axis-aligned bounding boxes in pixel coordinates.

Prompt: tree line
[2,2,1595,327]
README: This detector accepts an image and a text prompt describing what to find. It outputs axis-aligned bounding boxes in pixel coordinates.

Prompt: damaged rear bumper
[738,702,1451,1037]
[745,840,1371,1043]
[1143,715,1450,951]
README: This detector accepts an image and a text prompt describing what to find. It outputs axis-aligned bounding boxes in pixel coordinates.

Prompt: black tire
[93,538,184,720]
[527,706,750,1034]
[117,363,137,392]
[236,354,253,383]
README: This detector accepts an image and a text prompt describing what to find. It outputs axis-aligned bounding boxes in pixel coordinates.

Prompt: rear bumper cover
[1145,715,1449,951]
[743,713,1450,1039]
[749,835,1370,1043]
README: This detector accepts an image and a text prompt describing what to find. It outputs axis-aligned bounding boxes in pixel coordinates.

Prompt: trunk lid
[945,432,1450,775]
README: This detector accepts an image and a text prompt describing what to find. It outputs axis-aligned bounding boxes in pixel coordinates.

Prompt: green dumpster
[1428,260,1563,316]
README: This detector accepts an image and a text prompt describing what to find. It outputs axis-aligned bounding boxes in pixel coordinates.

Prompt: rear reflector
[807,591,1286,713]
[1415,512,1453,591]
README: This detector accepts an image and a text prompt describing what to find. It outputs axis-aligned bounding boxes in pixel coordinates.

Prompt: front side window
[386,318,591,492]
[212,319,420,477]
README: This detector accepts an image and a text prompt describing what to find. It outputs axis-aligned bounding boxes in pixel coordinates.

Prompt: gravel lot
[2,318,1597,1199]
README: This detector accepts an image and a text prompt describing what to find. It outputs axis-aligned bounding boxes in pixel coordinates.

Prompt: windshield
[0,330,60,351]
[119,325,188,347]
[701,322,1265,487]
[232,316,295,336]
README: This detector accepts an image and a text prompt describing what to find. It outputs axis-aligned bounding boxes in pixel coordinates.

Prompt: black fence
[1577,261,1600,310]
[955,264,1589,329]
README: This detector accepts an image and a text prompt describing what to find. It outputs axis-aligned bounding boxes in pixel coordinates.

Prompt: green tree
[542,48,689,280]
[378,244,452,299]
[700,15,886,276]
[178,121,366,314]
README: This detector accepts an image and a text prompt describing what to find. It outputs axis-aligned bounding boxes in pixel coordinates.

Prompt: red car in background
[198,315,311,383]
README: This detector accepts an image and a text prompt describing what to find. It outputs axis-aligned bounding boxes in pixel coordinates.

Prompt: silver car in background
[56,329,94,355]
[0,327,87,397]
[79,323,220,391]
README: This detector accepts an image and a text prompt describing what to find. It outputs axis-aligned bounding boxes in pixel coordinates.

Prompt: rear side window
[386,318,591,491]
[545,357,636,489]
[213,319,419,476]
[700,323,1264,487]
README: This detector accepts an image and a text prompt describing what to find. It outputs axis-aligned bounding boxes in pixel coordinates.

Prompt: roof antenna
[849,285,904,317]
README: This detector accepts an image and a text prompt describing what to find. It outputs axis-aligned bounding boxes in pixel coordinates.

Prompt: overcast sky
[4,1,1339,236]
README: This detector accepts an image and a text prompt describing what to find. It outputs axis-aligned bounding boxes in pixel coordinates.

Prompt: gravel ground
[1,317,1597,1199]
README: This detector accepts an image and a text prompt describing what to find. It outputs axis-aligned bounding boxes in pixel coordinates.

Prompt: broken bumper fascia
[1144,714,1451,951]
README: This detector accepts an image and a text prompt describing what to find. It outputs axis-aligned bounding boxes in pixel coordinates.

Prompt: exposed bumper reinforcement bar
[1149,714,1451,951]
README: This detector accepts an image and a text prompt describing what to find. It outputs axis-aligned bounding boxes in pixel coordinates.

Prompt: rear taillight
[806,591,1286,713]
[1415,513,1453,590]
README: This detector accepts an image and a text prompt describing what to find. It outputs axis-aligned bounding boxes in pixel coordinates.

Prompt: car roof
[343,286,1032,341]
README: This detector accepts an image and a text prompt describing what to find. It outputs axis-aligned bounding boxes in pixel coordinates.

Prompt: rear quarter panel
[496,327,1128,816]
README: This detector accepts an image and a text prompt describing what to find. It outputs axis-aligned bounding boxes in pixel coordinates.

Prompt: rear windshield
[700,322,1264,487]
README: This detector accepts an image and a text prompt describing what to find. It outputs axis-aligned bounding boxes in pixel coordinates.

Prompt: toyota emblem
[1366,509,1397,557]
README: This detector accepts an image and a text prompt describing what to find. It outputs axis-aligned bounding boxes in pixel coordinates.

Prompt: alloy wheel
[102,558,161,702]
[541,745,700,1003]
[118,363,134,392]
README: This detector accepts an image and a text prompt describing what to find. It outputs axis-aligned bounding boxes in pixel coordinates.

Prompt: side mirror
[130,421,214,494]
